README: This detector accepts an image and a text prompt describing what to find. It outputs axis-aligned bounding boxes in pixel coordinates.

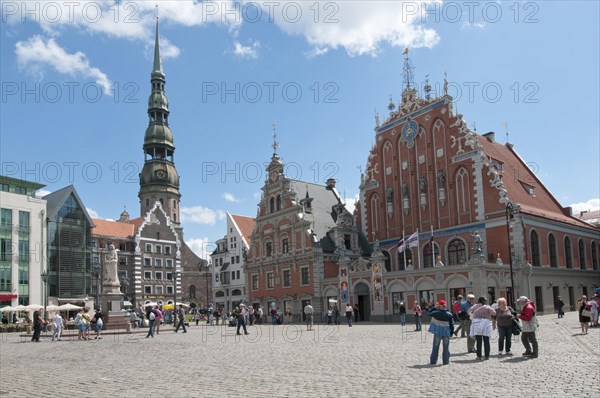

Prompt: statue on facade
[471,231,483,254]
[104,244,120,285]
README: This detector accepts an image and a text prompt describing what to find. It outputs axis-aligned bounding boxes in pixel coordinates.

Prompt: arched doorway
[354,282,371,321]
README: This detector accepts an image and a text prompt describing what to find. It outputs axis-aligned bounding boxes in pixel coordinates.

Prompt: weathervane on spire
[272,119,279,154]
[502,122,509,143]
[402,48,415,91]
[424,74,432,100]
[443,71,449,96]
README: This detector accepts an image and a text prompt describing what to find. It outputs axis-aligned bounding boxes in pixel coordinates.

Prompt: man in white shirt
[304,301,314,331]
[51,313,64,341]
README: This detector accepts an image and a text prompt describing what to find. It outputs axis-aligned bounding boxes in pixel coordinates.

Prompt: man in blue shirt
[427,300,454,365]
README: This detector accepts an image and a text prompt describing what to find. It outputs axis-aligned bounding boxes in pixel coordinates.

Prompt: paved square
[1,311,598,397]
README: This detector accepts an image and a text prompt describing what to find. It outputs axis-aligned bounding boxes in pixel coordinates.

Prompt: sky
[1,0,599,259]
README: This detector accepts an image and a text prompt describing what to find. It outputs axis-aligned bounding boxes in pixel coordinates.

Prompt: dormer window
[520,181,536,196]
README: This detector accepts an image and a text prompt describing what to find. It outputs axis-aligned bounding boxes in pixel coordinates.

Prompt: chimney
[326,178,336,190]
[483,131,495,143]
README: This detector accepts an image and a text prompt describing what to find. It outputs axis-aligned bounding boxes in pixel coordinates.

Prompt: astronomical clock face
[401,120,418,147]
[155,169,167,179]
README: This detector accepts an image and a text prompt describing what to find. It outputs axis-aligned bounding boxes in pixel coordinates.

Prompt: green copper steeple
[139,16,181,225]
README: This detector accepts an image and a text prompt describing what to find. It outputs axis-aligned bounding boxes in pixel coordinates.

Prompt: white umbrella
[58,303,83,311]
[144,302,158,307]
[45,305,61,311]
[25,304,43,311]
[176,302,190,307]
[0,306,16,312]
[15,305,28,311]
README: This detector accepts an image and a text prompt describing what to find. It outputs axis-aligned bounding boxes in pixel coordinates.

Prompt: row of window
[0,209,30,229]
[531,232,598,270]
[261,238,290,258]
[215,288,243,297]
[250,267,310,290]
[217,270,241,284]
[1,185,27,195]
[0,238,31,262]
[145,243,172,255]
[143,285,174,295]
[143,257,174,268]
[382,236,599,271]
[143,271,175,280]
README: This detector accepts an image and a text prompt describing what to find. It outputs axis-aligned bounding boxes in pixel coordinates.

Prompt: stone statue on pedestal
[103,244,121,293]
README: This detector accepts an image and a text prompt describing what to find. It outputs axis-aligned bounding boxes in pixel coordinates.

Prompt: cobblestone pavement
[1,311,598,398]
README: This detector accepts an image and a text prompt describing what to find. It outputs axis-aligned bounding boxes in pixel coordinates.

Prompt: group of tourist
[29,306,104,342]
[427,294,540,365]
[576,292,600,334]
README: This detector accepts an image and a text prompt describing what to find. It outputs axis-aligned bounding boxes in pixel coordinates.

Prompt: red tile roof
[92,218,137,238]
[478,137,594,230]
[230,214,255,246]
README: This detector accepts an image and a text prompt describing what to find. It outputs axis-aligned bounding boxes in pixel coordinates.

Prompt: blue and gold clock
[401,120,418,147]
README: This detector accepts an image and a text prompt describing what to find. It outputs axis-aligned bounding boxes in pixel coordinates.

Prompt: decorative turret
[138,16,181,225]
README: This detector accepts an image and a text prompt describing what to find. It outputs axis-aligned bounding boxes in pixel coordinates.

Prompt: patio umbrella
[15,305,28,311]
[25,304,43,311]
[45,305,61,311]
[144,302,158,307]
[0,306,16,312]
[58,303,83,311]
[176,302,190,307]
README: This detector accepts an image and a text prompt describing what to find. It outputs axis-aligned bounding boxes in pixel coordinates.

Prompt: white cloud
[180,206,226,225]
[258,0,440,56]
[222,193,242,203]
[15,36,112,94]
[343,193,360,216]
[232,40,260,59]
[35,189,52,198]
[569,199,600,214]
[461,21,486,30]
[304,47,329,58]
[86,207,100,219]
[185,237,216,260]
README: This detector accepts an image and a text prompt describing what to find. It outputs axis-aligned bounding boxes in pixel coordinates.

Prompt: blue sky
[1,1,599,258]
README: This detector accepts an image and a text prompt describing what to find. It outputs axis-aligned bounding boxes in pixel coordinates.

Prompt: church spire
[139,14,181,225]
[152,14,163,76]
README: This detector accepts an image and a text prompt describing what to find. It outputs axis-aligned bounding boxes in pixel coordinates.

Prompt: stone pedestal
[100,290,127,331]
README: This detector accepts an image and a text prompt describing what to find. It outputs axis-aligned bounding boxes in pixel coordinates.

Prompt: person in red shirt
[517,296,538,358]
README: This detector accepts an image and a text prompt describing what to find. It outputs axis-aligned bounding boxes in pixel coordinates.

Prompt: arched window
[578,239,586,269]
[145,198,149,206]
[232,289,242,296]
[173,213,176,222]
[269,197,275,213]
[548,234,557,267]
[383,251,391,272]
[423,242,440,268]
[448,239,466,265]
[173,199,177,209]
[455,168,470,214]
[276,195,281,211]
[159,198,164,205]
[215,291,225,298]
[564,237,572,268]
[398,249,412,271]
[370,194,380,239]
[189,285,196,298]
[530,230,540,266]
[592,242,598,270]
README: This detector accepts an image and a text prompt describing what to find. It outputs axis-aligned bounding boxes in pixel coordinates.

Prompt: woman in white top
[468,297,496,360]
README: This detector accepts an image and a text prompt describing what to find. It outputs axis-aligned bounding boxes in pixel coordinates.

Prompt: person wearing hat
[517,296,538,358]
[555,296,565,319]
[461,294,476,352]
[427,300,454,365]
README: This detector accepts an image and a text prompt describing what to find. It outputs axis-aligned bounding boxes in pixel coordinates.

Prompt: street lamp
[506,202,516,308]
[172,269,181,327]
[205,262,210,308]
[40,271,48,320]
[92,261,100,308]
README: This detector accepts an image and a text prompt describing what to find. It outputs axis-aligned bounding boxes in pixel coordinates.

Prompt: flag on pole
[389,237,404,251]
[398,230,419,253]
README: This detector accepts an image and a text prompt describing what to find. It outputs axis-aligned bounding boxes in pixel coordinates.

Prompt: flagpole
[402,230,406,270]
[416,228,420,269]
[431,226,435,268]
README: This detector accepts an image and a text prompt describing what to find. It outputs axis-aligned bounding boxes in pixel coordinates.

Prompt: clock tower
[138,16,181,225]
